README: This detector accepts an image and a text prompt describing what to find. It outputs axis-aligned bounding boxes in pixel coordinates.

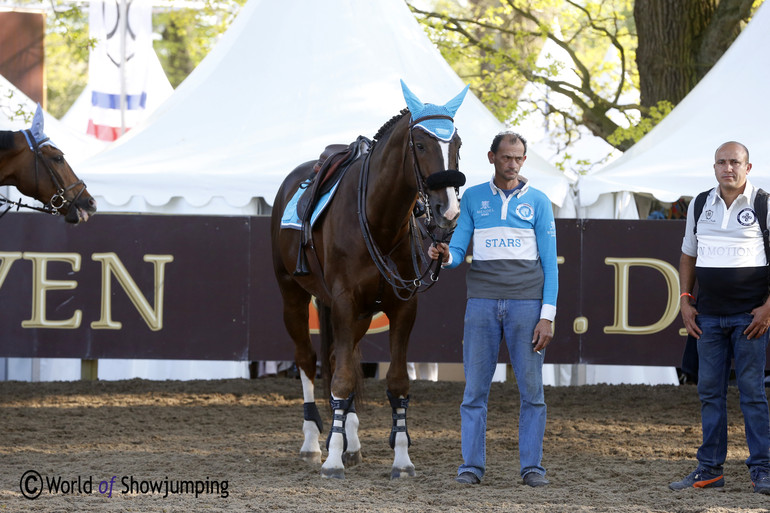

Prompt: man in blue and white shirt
[673,141,770,494]
[429,131,558,487]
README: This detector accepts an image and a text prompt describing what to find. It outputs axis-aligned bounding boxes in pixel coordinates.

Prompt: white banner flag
[87,0,153,141]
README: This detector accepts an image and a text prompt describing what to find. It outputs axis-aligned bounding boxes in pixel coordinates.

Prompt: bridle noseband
[0,130,88,218]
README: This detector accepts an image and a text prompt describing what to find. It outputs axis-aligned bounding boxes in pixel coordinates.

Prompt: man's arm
[679,253,701,339]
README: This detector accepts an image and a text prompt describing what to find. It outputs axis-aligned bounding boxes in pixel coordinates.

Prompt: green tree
[410,0,763,161]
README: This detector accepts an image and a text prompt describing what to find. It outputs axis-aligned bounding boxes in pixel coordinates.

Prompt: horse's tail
[318,302,364,412]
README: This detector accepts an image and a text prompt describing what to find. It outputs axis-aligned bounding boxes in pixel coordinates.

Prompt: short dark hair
[490,131,528,155]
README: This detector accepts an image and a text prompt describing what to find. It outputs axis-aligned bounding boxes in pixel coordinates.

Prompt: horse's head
[7,105,97,224]
[401,81,469,235]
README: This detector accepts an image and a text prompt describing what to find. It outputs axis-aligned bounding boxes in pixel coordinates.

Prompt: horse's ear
[400,79,425,118]
[30,103,45,139]
[443,84,470,117]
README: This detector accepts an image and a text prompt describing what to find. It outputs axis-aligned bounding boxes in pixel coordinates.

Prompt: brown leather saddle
[293,137,370,276]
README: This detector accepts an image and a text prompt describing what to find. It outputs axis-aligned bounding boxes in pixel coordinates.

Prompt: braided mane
[373,108,409,141]
[0,131,15,150]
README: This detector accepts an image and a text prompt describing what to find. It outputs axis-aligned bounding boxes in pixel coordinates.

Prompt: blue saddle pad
[280,178,343,230]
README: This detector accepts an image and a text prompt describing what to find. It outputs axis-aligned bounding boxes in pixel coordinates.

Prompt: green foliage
[608,100,673,147]
[153,0,246,88]
[44,1,93,118]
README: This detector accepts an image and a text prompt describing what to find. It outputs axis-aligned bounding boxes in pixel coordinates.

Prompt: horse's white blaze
[322,394,346,471]
[439,140,450,171]
[345,412,361,454]
[392,406,413,470]
[443,186,460,221]
[437,140,460,222]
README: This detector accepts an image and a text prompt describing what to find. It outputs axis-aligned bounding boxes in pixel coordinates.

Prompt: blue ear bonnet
[22,103,57,151]
[400,80,469,142]
[410,103,456,141]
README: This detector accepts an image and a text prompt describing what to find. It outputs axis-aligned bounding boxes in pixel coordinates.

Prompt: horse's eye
[52,155,64,164]
[415,143,425,151]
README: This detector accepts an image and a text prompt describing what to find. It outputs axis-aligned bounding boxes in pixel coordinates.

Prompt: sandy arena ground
[2,376,770,512]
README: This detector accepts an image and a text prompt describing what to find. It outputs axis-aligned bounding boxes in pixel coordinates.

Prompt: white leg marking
[345,412,361,454]
[391,401,415,478]
[321,394,346,478]
[299,369,321,462]
[300,369,315,403]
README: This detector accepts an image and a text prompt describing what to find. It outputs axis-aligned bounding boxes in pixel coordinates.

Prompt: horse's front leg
[386,300,417,479]
[320,310,367,479]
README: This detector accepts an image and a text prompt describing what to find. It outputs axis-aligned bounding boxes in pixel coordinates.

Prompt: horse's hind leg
[278,278,322,464]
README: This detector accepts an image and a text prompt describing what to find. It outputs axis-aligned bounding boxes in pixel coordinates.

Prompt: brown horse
[270,81,468,479]
[0,106,96,223]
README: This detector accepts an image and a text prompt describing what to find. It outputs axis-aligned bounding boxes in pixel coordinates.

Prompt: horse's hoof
[320,467,345,479]
[390,466,416,479]
[343,450,362,467]
[300,451,322,464]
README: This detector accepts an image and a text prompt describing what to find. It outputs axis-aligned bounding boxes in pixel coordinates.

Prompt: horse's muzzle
[425,170,466,190]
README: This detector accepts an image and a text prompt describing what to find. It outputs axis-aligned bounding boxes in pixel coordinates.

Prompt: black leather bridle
[357,114,465,300]
[0,130,88,219]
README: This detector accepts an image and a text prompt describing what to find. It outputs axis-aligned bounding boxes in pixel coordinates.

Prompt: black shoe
[455,471,480,484]
[523,471,550,487]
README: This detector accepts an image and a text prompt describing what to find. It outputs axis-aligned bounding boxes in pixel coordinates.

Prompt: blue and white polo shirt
[444,176,558,321]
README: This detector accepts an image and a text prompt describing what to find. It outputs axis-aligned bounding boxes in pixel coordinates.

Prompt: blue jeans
[458,298,546,479]
[696,313,770,472]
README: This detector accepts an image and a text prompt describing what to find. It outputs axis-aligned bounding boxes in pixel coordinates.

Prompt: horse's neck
[365,125,415,239]
[0,132,23,185]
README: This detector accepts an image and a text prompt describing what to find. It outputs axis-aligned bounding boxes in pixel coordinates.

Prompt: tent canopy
[75,0,572,213]
[0,74,106,163]
[579,3,770,208]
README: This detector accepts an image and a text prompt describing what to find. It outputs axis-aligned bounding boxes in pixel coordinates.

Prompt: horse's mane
[373,108,410,141]
[0,131,15,150]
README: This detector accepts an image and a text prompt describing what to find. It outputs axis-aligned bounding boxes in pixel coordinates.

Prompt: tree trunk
[634,0,755,108]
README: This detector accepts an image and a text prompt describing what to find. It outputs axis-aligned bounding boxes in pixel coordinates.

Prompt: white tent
[578,2,770,212]
[0,73,107,163]
[75,0,573,216]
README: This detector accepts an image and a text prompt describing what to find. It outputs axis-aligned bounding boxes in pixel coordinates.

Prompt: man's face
[714,143,752,192]
[489,138,527,188]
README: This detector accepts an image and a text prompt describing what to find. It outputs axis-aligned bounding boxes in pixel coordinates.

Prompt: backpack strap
[754,188,770,264]
[691,188,713,235]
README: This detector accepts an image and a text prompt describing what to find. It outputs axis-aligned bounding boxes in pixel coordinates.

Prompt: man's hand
[532,319,553,353]
[427,242,449,263]
[680,300,702,339]
[745,302,770,340]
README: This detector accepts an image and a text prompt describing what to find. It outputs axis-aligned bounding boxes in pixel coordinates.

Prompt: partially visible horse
[271,81,468,479]
[0,105,96,223]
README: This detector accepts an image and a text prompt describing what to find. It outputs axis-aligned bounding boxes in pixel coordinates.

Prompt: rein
[357,114,459,301]
[0,130,88,220]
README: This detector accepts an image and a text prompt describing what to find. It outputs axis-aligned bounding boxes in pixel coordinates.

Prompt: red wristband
[680,292,695,301]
